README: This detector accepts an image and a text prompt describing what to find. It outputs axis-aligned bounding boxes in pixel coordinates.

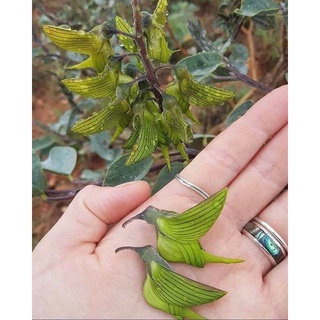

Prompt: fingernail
[114,180,142,188]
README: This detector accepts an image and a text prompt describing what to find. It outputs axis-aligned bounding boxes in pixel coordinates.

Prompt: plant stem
[225,63,272,93]
[131,0,163,106]
[42,148,200,201]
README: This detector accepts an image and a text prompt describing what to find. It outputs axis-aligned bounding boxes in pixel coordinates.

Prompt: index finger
[152,85,288,210]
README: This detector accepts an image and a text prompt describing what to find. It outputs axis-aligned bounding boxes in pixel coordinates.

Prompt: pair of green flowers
[117,188,244,319]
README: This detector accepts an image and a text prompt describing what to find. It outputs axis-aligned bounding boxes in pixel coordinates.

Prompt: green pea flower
[141,0,175,63]
[174,65,235,106]
[165,81,200,124]
[123,188,244,267]
[160,93,193,146]
[62,55,124,98]
[116,245,227,319]
[42,23,113,73]
[115,16,137,53]
[71,100,132,137]
[125,101,159,165]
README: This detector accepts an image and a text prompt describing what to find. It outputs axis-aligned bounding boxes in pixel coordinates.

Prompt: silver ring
[175,174,209,199]
[242,217,288,266]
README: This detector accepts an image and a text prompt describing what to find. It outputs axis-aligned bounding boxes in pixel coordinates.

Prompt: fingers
[224,124,288,229]
[163,85,288,207]
[263,258,288,319]
[33,181,150,258]
[258,190,288,244]
[192,121,287,270]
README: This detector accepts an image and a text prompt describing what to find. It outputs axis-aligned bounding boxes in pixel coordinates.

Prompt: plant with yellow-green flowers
[42,0,235,171]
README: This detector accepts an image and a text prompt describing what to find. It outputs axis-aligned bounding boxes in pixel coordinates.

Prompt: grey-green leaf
[49,109,78,136]
[103,154,154,186]
[177,52,224,82]
[234,0,279,17]
[32,151,47,197]
[229,43,249,75]
[151,162,185,195]
[167,2,197,43]
[89,131,112,161]
[32,135,57,152]
[41,146,77,175]
[226,100,254,127]
[89,132,123,162]
[80,169,105,181]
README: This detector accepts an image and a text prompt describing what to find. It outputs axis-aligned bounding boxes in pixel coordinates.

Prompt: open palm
[33,85,288,319]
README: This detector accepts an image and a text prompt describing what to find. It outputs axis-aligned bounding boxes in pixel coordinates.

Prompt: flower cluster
[43,0,234,170]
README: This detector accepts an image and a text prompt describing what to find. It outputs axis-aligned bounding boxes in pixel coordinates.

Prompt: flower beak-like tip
[122,206,161,228]
[122,212,146,228]
[115,245,136,254]
[115,245,155,262]
[141,11,152,28]
[99,21,119,38]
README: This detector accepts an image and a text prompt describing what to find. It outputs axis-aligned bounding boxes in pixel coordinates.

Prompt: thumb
[33,181,150,256]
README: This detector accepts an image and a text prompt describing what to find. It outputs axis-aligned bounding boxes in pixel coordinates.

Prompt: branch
[44,181,102,201]
[225,62,272,93]
[131,0,163,105]
[42,148,200,201]
[188,19,272,93]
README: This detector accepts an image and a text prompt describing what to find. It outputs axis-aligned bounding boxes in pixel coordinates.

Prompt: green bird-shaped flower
[115,16,137,53]
[62,55,124,99]
[141,0,175,63]
[156,92,193,169]
[165,80,200,124]
[42,23,114,73]
[115,245,227,319]
[160,92,193,147]
[174,65,235,106]
[71,99,132,138]
[71,71,138,140]
[123,188,244,267]
[125,100,159,165]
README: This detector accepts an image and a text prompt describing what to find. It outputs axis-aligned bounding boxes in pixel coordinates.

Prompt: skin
[33,85,288,319]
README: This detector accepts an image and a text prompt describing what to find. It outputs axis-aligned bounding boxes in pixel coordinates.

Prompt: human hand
[33,85,288,319]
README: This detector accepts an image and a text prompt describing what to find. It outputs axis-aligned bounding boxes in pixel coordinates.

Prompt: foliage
[32,0,287,202]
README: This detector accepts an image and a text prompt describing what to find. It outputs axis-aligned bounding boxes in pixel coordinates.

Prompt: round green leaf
[226,100,254,127]
[177,52,224,82]
[32,135,57,152]
[41,146,77,175]
[151,162,185,195]
[103,154,154,186]
[229,43,249,75]
[89,132,112,160]
[80,169,105,181]
[32,151,47,197]
[49,109,78,136]
[167,2,197,43]
[234,0,279,17]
